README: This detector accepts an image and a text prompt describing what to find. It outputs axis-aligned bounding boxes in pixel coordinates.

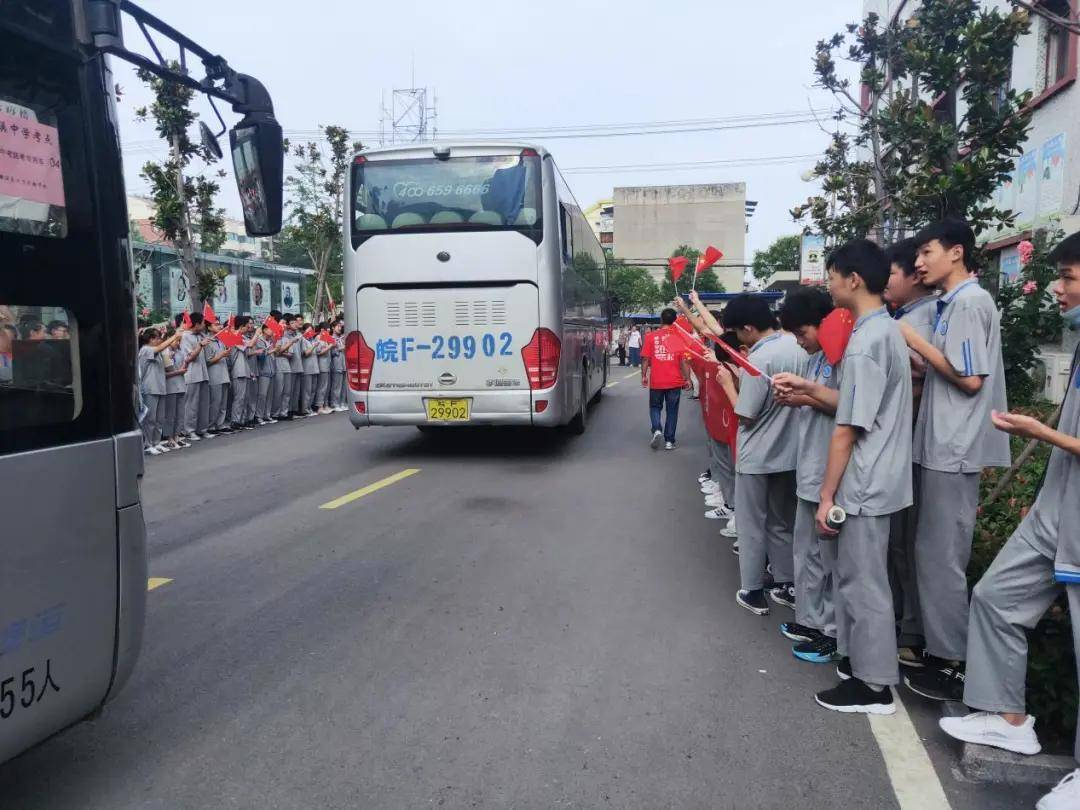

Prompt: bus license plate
[425,398,471,422]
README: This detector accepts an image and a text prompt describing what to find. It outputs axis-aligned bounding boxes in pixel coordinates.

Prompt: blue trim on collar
[854,307,888,330]
[896,295,937,318]
[940,278,979,305]
[749,332,782,356]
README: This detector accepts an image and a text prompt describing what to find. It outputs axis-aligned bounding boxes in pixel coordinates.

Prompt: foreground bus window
[0,306,78,429]
[0,94,68,238]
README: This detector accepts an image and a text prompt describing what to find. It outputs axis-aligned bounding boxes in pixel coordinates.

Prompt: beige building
[612,183,747,290]
[583,198,614,255]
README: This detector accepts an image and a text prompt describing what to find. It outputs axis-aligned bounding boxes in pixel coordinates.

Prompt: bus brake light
[521,328,560,390]
[345,330,375,391]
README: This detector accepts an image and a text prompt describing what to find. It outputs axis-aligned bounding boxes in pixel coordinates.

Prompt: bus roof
[355,141,551,162]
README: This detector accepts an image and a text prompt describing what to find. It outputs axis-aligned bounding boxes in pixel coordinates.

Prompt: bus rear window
[351,154,542,246]
[0,97,67,238]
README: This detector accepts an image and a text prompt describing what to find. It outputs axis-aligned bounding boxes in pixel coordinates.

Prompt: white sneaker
[939,712,1041,756]
[145,446,161,456]
[1038,769,1080,810]
[664,441,675,450]
[701,481,721,494]
[705,501,734,519]
[697,472,712,484]
[649,430,663,449]
[185,432,201,442]
[704,507,729,520]
[155,443,171,453]
[720,516,738,538]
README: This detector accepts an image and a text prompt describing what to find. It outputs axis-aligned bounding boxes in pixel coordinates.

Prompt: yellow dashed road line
[319,468,421,510]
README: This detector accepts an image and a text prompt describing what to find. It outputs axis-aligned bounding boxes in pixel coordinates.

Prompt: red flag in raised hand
[818,307,855,365]
[226,314,236,331]
[674,316,704,346]
[710,334,769,379]
[303,326,316,340]
[318,329,334,344]
[668,256,689,282]
[218,329,244,348]
[202,302,218,324]
[264,315,283,339]
[181,310,192,329]
[700,245,723,271]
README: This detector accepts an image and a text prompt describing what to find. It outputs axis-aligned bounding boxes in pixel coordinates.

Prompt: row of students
[675,222,1080,809]
[137,310,349,455]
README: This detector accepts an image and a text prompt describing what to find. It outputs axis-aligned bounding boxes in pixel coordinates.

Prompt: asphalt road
[0,368,1046,809]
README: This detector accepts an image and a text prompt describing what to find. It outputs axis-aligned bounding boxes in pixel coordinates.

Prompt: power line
[562,153,820,174]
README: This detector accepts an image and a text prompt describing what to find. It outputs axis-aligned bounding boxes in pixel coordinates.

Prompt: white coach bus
[342,143,609,433]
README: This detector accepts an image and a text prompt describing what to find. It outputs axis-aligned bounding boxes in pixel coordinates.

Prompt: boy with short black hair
[899,219,1011,702]
[180,312,212,440]
[772,286,841,662]
[814,239,913,715]
[711,294,807,616]
[938,231,1080,810]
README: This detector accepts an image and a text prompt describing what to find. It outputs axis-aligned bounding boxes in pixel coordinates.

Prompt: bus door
[0,41,134,761]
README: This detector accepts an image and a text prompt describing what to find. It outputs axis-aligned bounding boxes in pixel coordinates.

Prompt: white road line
[868,696,951,809]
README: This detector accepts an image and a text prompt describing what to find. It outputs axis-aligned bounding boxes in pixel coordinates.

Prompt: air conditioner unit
[1041,351,1074,404]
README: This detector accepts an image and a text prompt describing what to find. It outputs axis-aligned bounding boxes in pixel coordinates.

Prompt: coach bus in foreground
[343,143,609,434]
[1,0,282,764]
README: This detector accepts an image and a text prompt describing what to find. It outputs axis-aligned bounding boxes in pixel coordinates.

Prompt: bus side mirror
[229,115,284,236]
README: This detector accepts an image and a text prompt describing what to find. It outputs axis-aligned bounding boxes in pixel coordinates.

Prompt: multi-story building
[583,199,615,257]
[127,195,273,258]
[611,182,748,291]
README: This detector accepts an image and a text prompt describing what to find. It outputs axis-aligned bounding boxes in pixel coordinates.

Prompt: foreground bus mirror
[229,115,284,236]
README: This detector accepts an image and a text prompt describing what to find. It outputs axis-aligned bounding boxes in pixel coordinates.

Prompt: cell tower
[378,78,437,145]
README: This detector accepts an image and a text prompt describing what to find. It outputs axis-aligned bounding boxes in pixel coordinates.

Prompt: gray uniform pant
[289,372,303,413]
[794,498,836,637]
[272,372,288,417]
[245,378,258,423]
[824,513,899,686]
[339,371,347,405]
[316,370,329,409]
[963,515,1080,760]
[230,377,248,425]
[889,464,924,647]
[735,470,797,590]
[209,382,229,429]
[302,373,317,412]
[184,381,209,435]
[707,438,736,506]
[915,468,981,661]
[330,371,344,407]
[141,393,163,447]
[256,377,272,420]
[161,393,178,440]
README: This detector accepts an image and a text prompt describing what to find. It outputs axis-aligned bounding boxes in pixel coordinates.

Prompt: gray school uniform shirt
[895,294,937,341]
[274,334,293,373]
[734,332,808,474]
[317,339,332,372]
[301,337,319,374]
[795,350,841,503]
[180,332,208,383]
[288,332,304,373]
[834,307,913,516]
[1044,346,1080,581]
[913,280,1011,472]
[206,336,230,385]
[229,342,250,379]
[331,336,346,372]
[257,338,275,377]
[138,345,167,396]
[164,348,186,395]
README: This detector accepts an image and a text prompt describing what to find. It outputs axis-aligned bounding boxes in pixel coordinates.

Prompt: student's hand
[703,348,718,364]
[672,297,688,312]
[897,320,921,349]
[683,379,693,391]
[816,498,839,537]
[991,410,1049,442]
[771,371,807,397]
[689,290,703,308]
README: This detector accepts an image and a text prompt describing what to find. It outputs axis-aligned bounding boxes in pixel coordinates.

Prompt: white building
[127,195,272,258]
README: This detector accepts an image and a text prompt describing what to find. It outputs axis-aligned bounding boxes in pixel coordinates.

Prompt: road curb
[941,702,1075,786]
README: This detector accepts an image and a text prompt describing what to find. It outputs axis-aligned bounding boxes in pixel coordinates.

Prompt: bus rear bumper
[347,389,563,427]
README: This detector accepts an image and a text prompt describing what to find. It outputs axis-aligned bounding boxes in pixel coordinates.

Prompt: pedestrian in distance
[813,239,913,717]
[627,325,643,367]
[897,219,1011,703]
[937,231,1080,810]
[617,327,628,366]
[639,307,692,451]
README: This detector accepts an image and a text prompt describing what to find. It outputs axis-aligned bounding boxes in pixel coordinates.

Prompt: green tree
[283,126,362,319]
[607,259,663,316]
[794,2,1032,243]
[660,245,724,301]
[135,64,227,307]
[752,234,802,284]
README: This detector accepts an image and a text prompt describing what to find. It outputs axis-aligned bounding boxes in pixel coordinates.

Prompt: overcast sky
[116,0,860,257]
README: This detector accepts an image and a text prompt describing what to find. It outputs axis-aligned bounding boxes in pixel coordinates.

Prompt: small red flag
[700,245,723,271]
[818,308,855,365]
[226,314,236,331]
[181,310,192,329]
[668,256,689,281]
[203,302,218,324]
[318,329,334,344]
[265,315,283,339]
[303,327,316,340]
[218,329,244,348]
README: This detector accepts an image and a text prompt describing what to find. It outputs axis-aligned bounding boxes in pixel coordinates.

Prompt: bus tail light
[521,328,560,390]
[346,330,375,391]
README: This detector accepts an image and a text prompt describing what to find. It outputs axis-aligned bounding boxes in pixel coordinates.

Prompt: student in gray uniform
[299,323,319,415]
[884,238,937,667]
[137,327,178,454]
[274,315,297,419]
[288,317,305,416]
[938,233,1080,810]
[329,321,346,411]
[315,323,332,414]
[242,318,261,427]
[180,312,213,440]
[814,239,913,716]
[228,315,253,431]
[898,219,1011,702]
[710,294,807,616]
[205,319,232,433]
[771,287,841,663]
[256,323,276,424]
[162,335,189,450]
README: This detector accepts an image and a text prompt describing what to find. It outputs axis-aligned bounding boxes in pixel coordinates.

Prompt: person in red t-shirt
[641,308,692,450]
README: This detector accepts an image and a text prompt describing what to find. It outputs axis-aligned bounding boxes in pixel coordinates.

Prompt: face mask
[1064,303,1080,330]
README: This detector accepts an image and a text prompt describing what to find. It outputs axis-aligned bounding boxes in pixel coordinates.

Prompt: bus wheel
[566,378,588,435]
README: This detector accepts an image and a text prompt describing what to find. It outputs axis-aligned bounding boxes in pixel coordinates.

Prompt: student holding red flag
[640,308,693,450]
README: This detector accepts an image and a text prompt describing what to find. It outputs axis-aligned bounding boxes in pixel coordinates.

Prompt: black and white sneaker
[731,540,739,556]
[736,589,770,616]
[815,678,896,716]
[769,583,796,610]
[836,657,852,681]
[649,430,663,449]
[698,470,712,483]
[780,622,821,644]
[898,647,929,669]
[904,661,965,702]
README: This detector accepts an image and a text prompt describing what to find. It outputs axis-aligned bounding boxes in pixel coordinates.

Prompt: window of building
[1042,0,1073,91]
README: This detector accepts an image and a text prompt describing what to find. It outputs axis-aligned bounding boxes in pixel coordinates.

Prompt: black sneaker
[904,661,965,702]
[769,583,796,610]
[793,634,839,664]
[898,646,929,669]
[815,678,896,716]
[278,414,294,421]
[836,657,852,681]
[736,589,770,616]
[698,470,712,483]
[780,622,821,643]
